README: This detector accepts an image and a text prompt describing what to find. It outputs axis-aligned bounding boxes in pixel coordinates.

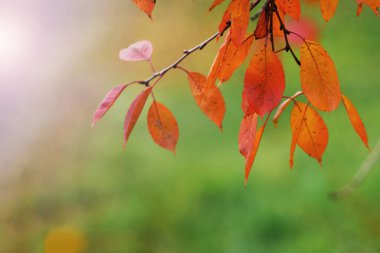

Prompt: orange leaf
[300,40,341,112]
[218,35,254,82]
[245,123,265,186]
[209,0,225,11]
[238,114,258,158]
[218,0,250,46]
[124,87,152,146]
[187,72,225,129]
[218,4,232,34]
[342,95,369,149]
[290,102,329,167]
[320,0,339,22]
[205,34,229,91]
[147,101,179,153]
[277,0,301,20]
[92,84,128,127]
[207,33,253,87]
[242,44,285,117]
[356,0,380,15]
[254,9,269,39]
[131,0,155,18]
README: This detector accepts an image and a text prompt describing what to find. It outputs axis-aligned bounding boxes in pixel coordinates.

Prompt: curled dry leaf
[147,101,179,153]
[342,95,369,149]
[243,44,285,117]
[119,40,153,62]
[92,84,128,127]
[320,0,339,22]
[272,91,304,127]
[356,0,380,16]
[276,0,301,20]
[300,40,341,112]
[131,0,155,18]
[290,102,328,167]
[124,87,152,146]
[187,72,225,129]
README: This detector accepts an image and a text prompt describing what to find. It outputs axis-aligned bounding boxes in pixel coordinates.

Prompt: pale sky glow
[0,16,31,72]
[0,1,110,183]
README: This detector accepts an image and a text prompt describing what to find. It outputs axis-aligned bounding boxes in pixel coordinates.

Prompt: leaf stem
[147,59,156,74]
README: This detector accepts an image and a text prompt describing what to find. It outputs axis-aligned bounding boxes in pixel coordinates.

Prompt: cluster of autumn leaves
[93,0,377,184]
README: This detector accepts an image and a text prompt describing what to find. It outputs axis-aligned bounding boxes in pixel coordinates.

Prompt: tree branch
[271,0,301,66]
[139,0,264,87]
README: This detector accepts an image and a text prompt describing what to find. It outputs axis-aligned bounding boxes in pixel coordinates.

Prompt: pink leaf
[119,40,153,62]
[92,84,128,127]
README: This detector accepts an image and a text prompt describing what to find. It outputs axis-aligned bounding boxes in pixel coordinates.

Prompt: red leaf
[187,72,225,129]
[218,0,250,46]
[131,0,155,18]
[209,0,225,11]
[245,123,265,186]
[342,95,369,149]
[356,0,380,16]
[147,101,179,153]
[92,84,128,127]
[320,0,339,22]
[238,114,258,158]
[254,9,269,39]
[124,87,152,146]
[290,102,329,167]
[300,40,341,112]
[242,44,285,117]
[119,40,153,62]
[276,0,301,20]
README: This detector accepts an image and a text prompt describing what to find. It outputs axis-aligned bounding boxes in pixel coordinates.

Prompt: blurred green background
[0,0,379,252]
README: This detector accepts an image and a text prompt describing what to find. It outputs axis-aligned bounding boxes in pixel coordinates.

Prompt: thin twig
[251,0,270,20]
[271,0,301,66]
[269,1,275,51]
[140,28,229,86]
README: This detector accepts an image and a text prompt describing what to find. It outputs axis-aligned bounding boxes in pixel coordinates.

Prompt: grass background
[0,0,379,252]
